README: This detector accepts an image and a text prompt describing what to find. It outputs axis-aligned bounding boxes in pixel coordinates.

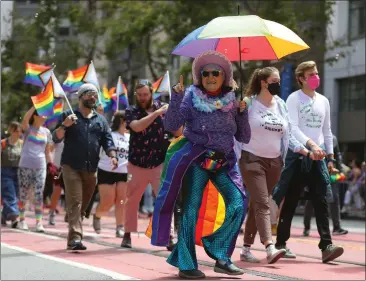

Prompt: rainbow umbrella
[171,15,310,98]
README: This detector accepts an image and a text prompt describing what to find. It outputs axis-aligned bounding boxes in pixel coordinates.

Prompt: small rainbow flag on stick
[51,72,74,114]
[24,62,54,87]
[62,64,88,92]
[62,61,101,102]
[113,76,129,110]
[101,84,113,113]
[44,98,63,128]
[31,79,55,117]
[152,71,171,100]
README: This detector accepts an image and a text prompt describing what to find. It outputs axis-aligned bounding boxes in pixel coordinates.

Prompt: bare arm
[22,106,36,132]
[45,143,53,164]
[129,111,160,133]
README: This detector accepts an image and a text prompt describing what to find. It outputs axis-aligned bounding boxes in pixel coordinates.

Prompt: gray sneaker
[49,211,56,225]
[240,246,260,263]
[275,245,296,258]
[116,225,124,238]
[93,215,101,234]
[322,244,344,263]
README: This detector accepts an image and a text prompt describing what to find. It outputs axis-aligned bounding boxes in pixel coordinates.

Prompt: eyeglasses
[83,91,98,98]
[201,70,221,78]
[136,79,152,87]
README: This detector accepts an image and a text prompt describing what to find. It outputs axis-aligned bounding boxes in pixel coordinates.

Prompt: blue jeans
[1,167,19,220]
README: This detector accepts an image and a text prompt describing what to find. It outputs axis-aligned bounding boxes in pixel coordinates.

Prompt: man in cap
[53,83,118,251]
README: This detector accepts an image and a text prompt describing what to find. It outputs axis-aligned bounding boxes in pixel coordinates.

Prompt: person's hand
[308,151,316,160]
[239,100,247,112]
[156,104,169,116]
[110,157,118,170]
[328,161,339,174]
[63,114,78,127]
[173,75,185,94]
[310,144,326,160]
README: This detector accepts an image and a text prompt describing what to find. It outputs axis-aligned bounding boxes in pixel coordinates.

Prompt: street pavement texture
[1,209,365,280]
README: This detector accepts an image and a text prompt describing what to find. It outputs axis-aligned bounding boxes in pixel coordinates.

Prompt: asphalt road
[1,245,118,280]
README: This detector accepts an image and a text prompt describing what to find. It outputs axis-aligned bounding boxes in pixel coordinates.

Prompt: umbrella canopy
[172,15,309,61]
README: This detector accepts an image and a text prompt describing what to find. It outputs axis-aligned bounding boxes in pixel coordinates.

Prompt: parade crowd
[2,50,366,279]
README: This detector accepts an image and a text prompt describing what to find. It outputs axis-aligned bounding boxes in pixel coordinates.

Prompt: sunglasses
[136,79,152,87]
[201,70,221,77]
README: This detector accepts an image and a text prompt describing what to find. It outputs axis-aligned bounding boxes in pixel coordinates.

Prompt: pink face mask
[306,75,320,90]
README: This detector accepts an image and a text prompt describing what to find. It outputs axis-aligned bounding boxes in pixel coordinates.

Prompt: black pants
[276,159,332,251]
[304,183,342,232]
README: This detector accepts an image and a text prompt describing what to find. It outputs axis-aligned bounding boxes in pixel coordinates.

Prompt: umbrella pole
[237,4,243,100]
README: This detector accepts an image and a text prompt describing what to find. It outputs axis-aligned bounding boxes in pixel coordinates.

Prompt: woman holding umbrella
[151,50,250,279]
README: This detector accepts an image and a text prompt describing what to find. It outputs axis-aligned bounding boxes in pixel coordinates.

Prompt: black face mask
[267,82,281,96]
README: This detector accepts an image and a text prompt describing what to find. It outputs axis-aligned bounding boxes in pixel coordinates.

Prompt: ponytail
[245,68,261,97]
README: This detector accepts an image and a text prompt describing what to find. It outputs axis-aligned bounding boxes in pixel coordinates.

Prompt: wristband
[307,151,311,158]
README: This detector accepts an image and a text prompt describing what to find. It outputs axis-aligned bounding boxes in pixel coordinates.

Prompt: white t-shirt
[53,141,64,168]
[242,99,284,158]
[98,132,129,174]
[286,90,333,154]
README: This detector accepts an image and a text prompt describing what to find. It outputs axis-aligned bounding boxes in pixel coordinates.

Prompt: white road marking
[1,243,138,280]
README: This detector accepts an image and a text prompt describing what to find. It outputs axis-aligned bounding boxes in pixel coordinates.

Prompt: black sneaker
[178,269,205,279]
[332,228,348,236]
[1,216,7,226]
[67,240,87,251]
[11,220,18,229]
[166,236,177,252]
[121,233,132,248]
[275,244,296,258]
[303,229,310,237]
[322,244,344,263]
[213,261,244,275]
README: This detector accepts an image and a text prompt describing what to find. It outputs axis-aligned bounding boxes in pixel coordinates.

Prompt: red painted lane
[10,210,365,280]
[1,229,271,280]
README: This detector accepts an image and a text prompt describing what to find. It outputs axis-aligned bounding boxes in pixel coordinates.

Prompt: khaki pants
[239,151,282,245]
[124,162,173,234]
[62,165,97,245]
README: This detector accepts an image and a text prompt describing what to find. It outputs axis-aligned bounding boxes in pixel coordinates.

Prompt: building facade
[323,0,365,163]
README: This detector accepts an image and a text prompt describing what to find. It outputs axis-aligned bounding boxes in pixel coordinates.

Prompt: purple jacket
[164,85,251,162]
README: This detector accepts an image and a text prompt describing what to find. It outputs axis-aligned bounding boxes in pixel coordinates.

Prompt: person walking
[53,83,117,251]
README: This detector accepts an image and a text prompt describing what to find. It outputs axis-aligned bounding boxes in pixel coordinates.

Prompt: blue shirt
[52,109,116,172]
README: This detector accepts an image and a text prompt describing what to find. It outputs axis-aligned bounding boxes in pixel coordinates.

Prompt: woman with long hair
[93,111,129,237]
[17,106,54,232]
[238,67,310,263]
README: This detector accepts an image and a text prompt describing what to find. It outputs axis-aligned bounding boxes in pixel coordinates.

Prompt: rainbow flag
[24,62,53,87]
[112,76,129,110]
[51,72,66,98]
[152,71,170,100]
[145,180,224,246]
[101,84,113,113]
[62,65,88,92]
[62,61,101,93]
[31,78,55,117]
[44,98,63,128]
[145,136,225,246]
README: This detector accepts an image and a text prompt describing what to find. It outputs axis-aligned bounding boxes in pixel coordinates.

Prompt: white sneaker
[17,220,29,230]
[35,222,45,233]
[240,246,260,263]
[266,244,286,264]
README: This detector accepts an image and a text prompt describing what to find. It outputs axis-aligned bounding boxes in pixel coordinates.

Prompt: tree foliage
[2,0,341,128]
